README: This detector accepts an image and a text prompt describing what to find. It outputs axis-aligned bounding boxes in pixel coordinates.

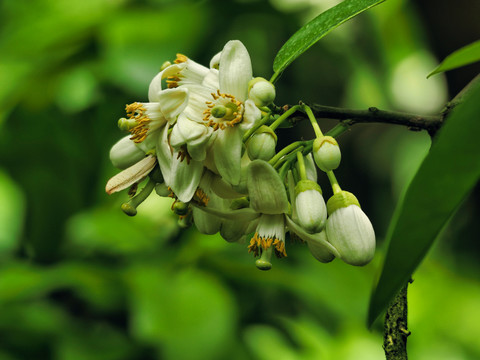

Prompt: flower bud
[246,126,277,161]
[313,136,341,172]
[109,136,146,169]
[294,180,327,233]
[306,230,335,263]
[326,191,375,266]
[248,77,276,107]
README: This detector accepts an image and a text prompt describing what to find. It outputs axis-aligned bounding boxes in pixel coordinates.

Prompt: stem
[270,71,281,84]
[269,141,304,167]
[326,171,341,194]
[243,111,272,142]
[325,122,350,138]
[384,283,410,360]
[269,105,302,131]
[285,104,443,134]
[303,104,324,138]
[279,148,303,180]
[296,152,307,180]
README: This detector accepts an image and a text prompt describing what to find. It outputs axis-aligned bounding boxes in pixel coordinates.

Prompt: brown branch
[281,104,443,135]
[383,282,411,360]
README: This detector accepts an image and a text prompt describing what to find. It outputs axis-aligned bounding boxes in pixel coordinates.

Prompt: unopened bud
[326,191,375,266]
[246,126,277,161]
[248,77,276,107]
[294,180,327,233]
[313,136,341,172]
[109,136,146,169]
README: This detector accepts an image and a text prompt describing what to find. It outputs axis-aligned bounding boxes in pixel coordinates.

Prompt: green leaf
[368,82,480,326]
[428,40,480,78]
[271,0,385,82]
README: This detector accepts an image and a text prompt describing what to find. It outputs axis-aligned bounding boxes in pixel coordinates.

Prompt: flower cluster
[106,40,375,270]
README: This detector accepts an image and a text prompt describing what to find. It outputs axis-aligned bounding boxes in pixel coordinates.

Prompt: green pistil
[211,103,238,120]
[255,247,273,270]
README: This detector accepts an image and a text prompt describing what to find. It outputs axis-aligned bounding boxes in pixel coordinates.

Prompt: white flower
[168,40,262,186]
[325,191,375,266]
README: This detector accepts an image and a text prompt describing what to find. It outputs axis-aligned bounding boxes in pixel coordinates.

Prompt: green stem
[303,104,324,138]
[243,111,272,142]
[269,105,302,131]
[326,171,342,194]
[269,71,281,84]
[296,152,307,181]
[279,148,303,181]
[325,122,350,138]
[269,141,304,167]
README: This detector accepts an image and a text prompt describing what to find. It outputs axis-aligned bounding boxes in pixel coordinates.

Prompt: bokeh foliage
[0,0,479,359]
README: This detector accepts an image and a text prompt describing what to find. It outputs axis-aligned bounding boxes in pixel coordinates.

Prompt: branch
[280,104,443,135]
[383,282,410,360]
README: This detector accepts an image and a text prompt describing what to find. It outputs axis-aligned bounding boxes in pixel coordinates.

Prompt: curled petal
[105,155,156,195]
[155,125,173,185]
[241,99,262,131]
[148,63,186,102]
[157,88,188,123]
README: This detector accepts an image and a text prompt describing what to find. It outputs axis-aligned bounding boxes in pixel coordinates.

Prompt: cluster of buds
[106,40,375,270]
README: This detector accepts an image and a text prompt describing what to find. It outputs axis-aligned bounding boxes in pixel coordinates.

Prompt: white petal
[241,99,261,131]
[219,40,252,101]
[157,87,188,123]
[155,125,173,185]
[105,155,156,195]
[169,156,203,202]
[247,160,289,214]
[202,69,219,89]
[148,63,186,102]
[181,84,214,121]
[109,136,146,169]
[209,51,221,68]
[213,127,242,185]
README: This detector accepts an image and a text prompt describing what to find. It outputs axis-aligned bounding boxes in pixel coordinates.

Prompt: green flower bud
[294,180,326,233]
[326,191,375,266]
[246,126,277,161]
[109,136,146,169]
[306,230,335,263]
[248,77,276,107]
[313,136,341,172]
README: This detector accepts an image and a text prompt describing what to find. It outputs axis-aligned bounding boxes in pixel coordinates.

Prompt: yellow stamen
[248,233,287,258]
[125,102,151,143]
[193,188,209,207]
[174,53,188,64]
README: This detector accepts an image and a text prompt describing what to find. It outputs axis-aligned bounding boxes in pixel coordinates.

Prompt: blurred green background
[1,0,479,359]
